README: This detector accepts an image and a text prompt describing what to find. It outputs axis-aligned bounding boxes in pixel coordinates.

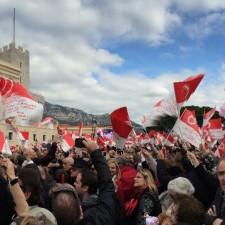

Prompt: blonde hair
[108,159,121,180]
[137,168,158,194]
[20,215,55,225]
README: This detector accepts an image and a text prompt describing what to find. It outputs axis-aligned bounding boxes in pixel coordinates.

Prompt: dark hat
[72,158,90,169]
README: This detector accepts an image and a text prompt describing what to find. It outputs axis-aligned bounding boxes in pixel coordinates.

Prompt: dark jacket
[157,159,213,209]
[78,149,117,225]
[205,188,225,225]
[129,187,162,225]
[82,194,98,217]
[34,142,57,166]
[0,175,14,225]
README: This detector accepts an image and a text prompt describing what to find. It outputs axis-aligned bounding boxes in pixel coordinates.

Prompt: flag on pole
[59,132,74,152]
[206,118,223,140]
[5,119,17,132]
[41,117,54,129]
[0,130,12,156]
[172,109,202,148]
[78,122,83,137]
[173,74,204,113]
[202,106,216,128]
[0,76,43,125]
[16,129,29,147]
[215,139,225,158]
[110,107,133,150]
[161,92,179,117]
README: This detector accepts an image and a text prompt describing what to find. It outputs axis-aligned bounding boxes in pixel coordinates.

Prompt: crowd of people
[0,134,225,225]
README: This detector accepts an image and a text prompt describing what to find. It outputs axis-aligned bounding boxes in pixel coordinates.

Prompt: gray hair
[115,155,130,166]
[168,177,195,195]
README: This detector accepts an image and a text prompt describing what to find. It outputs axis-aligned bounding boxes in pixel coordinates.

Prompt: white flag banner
[41,117,54,129]
[161,92,179,117]
[0,77,43,126]
[142,100,166,130]
[0,130,12,156]
[172,109,202,148]
[202,106,216,128]
[206,118,223,140]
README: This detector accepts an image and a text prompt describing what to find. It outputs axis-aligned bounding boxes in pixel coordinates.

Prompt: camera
[75,138,85,148]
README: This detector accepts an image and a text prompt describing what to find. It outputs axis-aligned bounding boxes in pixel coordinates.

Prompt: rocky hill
[43,102,142,130]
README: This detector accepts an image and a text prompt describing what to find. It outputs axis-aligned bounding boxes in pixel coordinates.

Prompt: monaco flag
[215,139,225,158]
[172,109,202,148]
[16,129,29,147]
[110,107,133,150]
[41,117,54,129]
[173,74,204,113]
[142,99,166,130]
[202,106,216,128]
[0,76,43,125]
[206,118,223,140]
[59,132,74,152]
[0,130,12,156]
[161,92,179,117]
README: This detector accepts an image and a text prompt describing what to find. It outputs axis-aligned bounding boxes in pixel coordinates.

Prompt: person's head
[42,148,49,156]
[108,150,116,158]
[127,153,138,164]
[62,157,74,172]
[18,168,43,206]
[20,214,55,225]
[24,148,37,160]
[108,159,120,179]
[115,155,130,168]
[51,184,82,225]
[170,194,205,225]
[134,168,158,193]
[74,169,98,200]
[217,158,225,192]
[167,177,195,199]
[70,158,90,178]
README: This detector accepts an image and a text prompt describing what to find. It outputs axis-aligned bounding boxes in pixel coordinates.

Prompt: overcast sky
[1,0,225,124]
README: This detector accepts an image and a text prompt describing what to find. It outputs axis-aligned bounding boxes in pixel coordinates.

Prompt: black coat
[205,188,225,225]
[157,159,213,209]
[78,150,117,225]
[0,175,14,225]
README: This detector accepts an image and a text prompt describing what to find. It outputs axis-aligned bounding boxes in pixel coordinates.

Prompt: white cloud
[1,0,225,125]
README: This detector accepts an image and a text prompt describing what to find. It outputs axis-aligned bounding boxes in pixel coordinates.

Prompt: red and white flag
[215,139,225,158]
[161,92,179,117]
[72,131,79,140]
[172,109,202,148]
[0,77,43,125]
[16,129,29,147]
[0,130,12,156]
[78,122,83,137]
[60,132,74,152]
[142,99,167,130]
[202,106,216,128]
[5,119,17,132]
[163,133,174,146]
[173,74,204,113]
[41,117,54,129]
[110,107,133,150]
[206,118,223,140]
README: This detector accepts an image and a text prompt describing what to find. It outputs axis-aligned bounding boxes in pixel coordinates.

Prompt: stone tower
[0,42,30,90]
